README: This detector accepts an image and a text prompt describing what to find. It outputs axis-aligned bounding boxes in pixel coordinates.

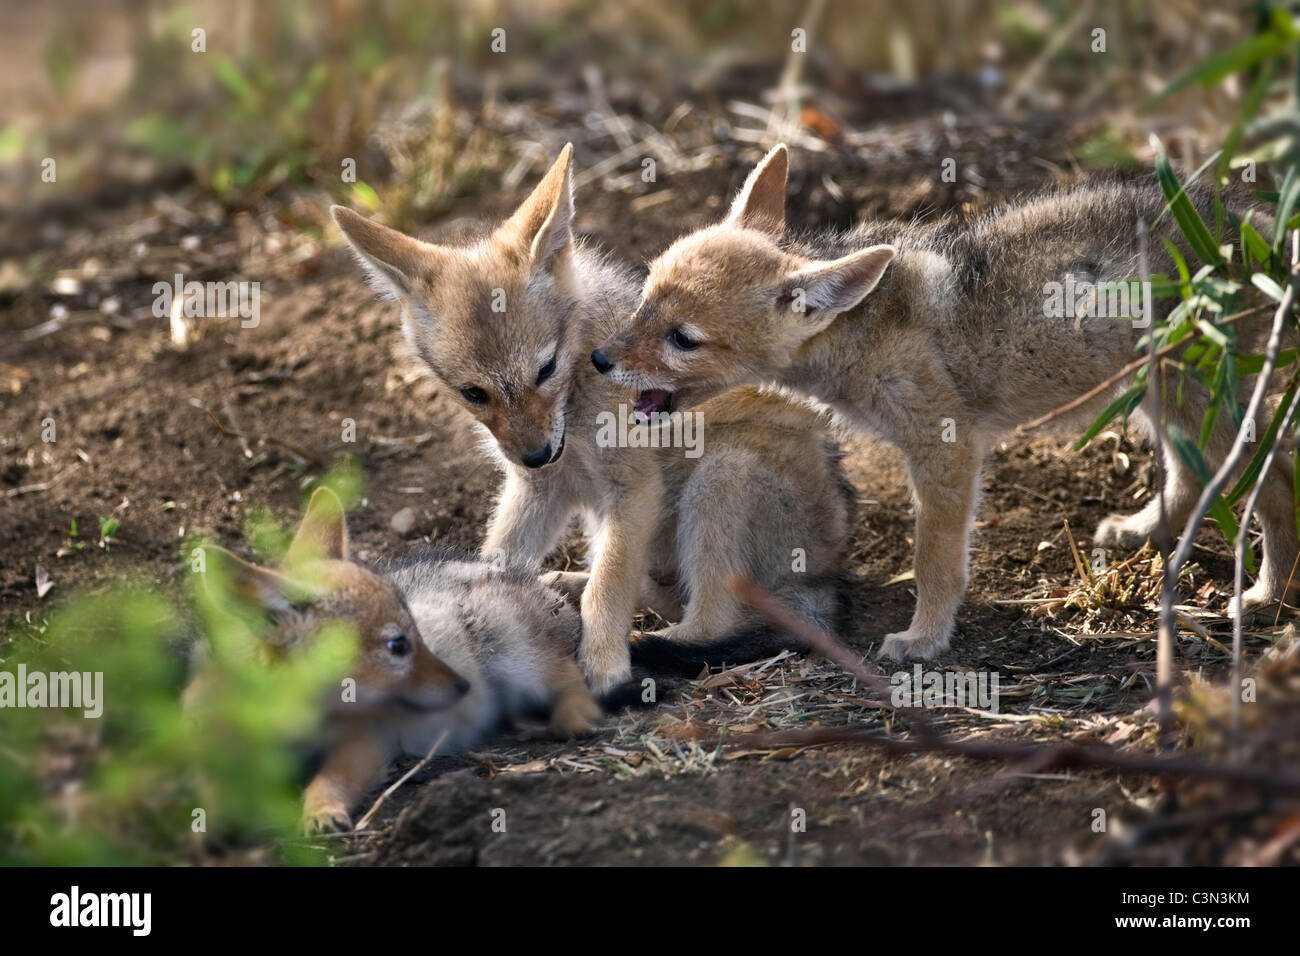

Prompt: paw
[1093,513,1151,550]
[540,570,589,603]
[876,627,951,661]
[643,624,708,645]
[549,691,604,738]
[301,804,352,836]
[1230,580,1292,621]
[580,647,632,697]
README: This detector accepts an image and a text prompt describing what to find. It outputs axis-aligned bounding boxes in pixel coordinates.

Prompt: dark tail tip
[629,629,811,677]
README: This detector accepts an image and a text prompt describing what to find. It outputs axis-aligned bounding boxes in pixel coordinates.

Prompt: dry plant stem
[353,729,449,832]
[1172,267,1298,575]
[729,578,1300,799]
[1001,1,1094,113]
[1232,377,1300,738]
[198,403,325,469]
[767,0,826,134]
[1017,303,1271,435]
[1135,219,1176,748]
[716,726,1300,797]
[730,574,937,741]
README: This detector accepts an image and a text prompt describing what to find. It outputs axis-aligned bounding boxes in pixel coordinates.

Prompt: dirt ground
[2,101,1289,866]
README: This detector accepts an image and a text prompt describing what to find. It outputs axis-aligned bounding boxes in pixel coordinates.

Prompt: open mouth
[549,430,566,463]
[634,389,673,418]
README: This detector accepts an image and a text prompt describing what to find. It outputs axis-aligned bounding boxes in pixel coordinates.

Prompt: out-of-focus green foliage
[0,466,368,866]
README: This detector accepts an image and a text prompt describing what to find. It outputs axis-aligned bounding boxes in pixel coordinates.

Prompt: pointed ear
[286,487,349,565]
[331,206,443,299]
[207,546,301,630]
[498,143,574,270]
[725,144,788,234]
[782,245,896,319]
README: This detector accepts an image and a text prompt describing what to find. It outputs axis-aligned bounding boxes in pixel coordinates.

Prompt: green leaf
[1153,137,1224,268]
[1252,273,1287,302]
[1226,377,1300,505]
[350,181,381,211]
[1169,425,1243,549]
[1218,59,1278,182]
[1074,381,1145,451]
[1240,221,1274,272]
[212,56,258,110]
[1236,348,1298,376]
[1147,28,1291,107]
[1276,164,1300,251]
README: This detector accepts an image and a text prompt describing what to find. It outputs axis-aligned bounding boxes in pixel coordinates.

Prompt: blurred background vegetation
[3,0,1297,866]
[0,0,1259,232]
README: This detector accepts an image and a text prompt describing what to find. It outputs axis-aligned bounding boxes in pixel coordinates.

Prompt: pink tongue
[634,389,671,416]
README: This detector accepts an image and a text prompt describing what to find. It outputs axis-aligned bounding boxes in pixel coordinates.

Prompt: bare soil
[2,110,1285,866]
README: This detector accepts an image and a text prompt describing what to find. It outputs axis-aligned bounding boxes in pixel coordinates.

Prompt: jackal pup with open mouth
[332,145,852,693]
[594,144,1297,661]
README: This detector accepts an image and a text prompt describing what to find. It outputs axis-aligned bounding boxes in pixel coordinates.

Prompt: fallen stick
[195,401,325,469]
[354,729,450,832]
[726,577,1300,797]
[1016,303,1271,435]
[714,725,1300,797]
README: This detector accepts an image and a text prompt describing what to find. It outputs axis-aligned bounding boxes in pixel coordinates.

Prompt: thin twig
[1232,378,1300,739]
[195,401,325,469]
[3,463,80,498]
[1169,257,1296,582]
[1017,303,1270,434]
[730,575,933,742]
[353,729,449,832]
[715,726,1300,796]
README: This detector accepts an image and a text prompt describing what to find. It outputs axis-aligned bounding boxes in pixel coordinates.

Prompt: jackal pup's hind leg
[646,447,759,645]
[648,445,840,648]
[1093,403,1199,549]
[1240,448,1300,613]
[1094,396,1300,612]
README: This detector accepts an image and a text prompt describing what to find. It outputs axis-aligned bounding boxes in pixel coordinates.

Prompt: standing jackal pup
[332,145,852,693]
[596,144,1299,660]
[189,487,599,833]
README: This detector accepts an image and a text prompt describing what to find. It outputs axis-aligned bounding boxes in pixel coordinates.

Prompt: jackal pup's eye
[536,352,557,386]
[460,385,489,405]
[669,327,700,351]
[386,634,410,656]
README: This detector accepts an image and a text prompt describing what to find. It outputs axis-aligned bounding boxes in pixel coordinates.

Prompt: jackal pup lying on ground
[332,145,852,693]
[188,488,600,833]
[593,144,1298,661]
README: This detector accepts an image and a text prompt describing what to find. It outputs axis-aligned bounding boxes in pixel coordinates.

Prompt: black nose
[521,444,552,468]
[454,677,471,696]
[591,349,613,373]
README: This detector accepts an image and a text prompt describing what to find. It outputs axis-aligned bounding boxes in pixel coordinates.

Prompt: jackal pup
[594,144,1298,660]
[189,488,599,833]
[332,145,852,693]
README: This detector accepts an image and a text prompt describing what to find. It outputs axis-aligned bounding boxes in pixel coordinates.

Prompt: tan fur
[186,488,599,833]
[597,144,1299,661]
[333,146,852,693]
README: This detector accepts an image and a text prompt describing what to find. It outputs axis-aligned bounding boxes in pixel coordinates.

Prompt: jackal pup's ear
[782,245,896,322]
[204,546,310,640]
[725,143,788,234]
[330,206,445,300]
[498,143,575,271]
[286,487,350,565]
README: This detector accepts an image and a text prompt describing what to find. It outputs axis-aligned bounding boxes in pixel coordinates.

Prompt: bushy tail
[627,574,847,677]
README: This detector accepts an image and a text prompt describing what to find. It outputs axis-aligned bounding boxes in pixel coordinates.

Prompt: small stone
[390,507,417,535]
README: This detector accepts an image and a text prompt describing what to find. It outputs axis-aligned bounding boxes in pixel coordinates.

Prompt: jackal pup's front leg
[301,732,391,834]
[579,477,663,693]
[481,469,574,569]
[878,435,985,661]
